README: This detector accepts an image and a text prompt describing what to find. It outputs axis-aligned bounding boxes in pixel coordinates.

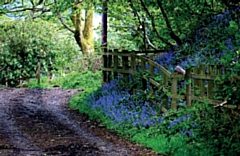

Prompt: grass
[69,88,201,156]
[28,8,240,152]
[67,76,195,155]
[28,70,102,89]
[68,73,240,156]
[26,66,239,156]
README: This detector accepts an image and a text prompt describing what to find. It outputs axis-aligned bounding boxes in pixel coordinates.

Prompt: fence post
[5,68,8,87]
[107,49,113,81]
[149,56,155,95]
[215,65,223,94]
[162,73,168,109]
[36,55,42,86]
[185,69,192,108]
[113,49,119,79]
[171,74,178,110]
[194,67,200,96]
[141,57,147,90]
[131,52,136,73]
[199,65,205,97]
[208,66,214,99]
[102,47,108,83]
[37,62,41,86]
[122,50,129,82]
[19,76,23,87]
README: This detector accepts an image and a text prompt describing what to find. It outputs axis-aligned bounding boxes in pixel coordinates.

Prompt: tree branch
[139,0,173,47]
[157,0,182,45]
[147,36,158,50]
[0,66,6,72]
[7,7,47,13]
[38,0,44,5]
[128,1,158,50]
[57,13,75,33]
[128,0,147,50]
[54,0,75,33]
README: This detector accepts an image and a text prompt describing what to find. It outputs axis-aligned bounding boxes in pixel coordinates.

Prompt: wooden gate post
[102,47,108,83]
[36,55,42,86]
[185,69,192,108]
[149,56,155,95]
[113,49,119,79]
[171,74,178,110]
[162,73,169,108]
[122,50,129,82]
[141,57,147,90]
[131,52,136,73]
[107,49,113,81]
[207,66,214,99]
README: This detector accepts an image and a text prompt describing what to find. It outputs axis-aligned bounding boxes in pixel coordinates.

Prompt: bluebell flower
[85,7,239,134]
[180,129,193,136]
[196,27,206,35]
[234,6,240,12]
[168,114,190,128]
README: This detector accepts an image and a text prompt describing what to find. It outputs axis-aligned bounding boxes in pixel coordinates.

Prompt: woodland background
[1,0,240,155]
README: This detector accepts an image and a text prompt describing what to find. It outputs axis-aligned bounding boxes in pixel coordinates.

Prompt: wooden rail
[102,49,235,112]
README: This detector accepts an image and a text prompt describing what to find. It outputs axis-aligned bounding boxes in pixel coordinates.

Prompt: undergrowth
[70,77,240,156]
[69,7,240,156]
[28,70,102,89]
[27,7,240,156]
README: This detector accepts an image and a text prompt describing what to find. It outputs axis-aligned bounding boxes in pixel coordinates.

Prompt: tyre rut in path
[0,88,43,156]
[0,87,160,156]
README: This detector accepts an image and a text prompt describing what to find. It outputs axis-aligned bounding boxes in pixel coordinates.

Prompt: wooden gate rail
[102,49,237,111]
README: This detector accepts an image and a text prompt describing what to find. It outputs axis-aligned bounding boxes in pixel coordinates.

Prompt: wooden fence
[102,49,233,112]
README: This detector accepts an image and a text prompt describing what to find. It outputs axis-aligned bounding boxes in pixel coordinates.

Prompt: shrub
[0,20,58,86]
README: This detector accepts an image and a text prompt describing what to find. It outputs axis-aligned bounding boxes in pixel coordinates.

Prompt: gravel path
[0,87,160,156]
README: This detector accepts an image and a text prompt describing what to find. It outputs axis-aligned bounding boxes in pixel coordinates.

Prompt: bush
[0,20,58,86]
[0,19,82,87]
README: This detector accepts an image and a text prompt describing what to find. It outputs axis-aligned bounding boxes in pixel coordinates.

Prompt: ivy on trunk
[71,2,94,55]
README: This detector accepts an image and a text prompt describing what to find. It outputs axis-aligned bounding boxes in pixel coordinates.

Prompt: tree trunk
[102,0,108,46]
[71,3,94,55]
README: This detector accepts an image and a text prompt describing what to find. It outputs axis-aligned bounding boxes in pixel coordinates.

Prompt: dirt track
[0,87,160,156]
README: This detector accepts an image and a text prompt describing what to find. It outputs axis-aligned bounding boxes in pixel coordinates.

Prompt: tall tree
[105,0,235,51]
[101,0,108,47]
[69,1,94,55]
[1,0,95,55]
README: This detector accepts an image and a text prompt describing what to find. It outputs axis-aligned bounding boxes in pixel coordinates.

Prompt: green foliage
[2,1,239,156]
[103,0,230,50]
[28,77,53,88]
[0,19,83,86]
[29,70,102,89]
[214,26,240,106]
[61,70,102,89]
[0,20,56,86]
[69,68,240,156]
[72,87,240,155]
[165,102,240,155]
[70,87,108,123]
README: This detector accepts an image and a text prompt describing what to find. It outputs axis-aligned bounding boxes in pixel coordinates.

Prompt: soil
[0,87,161,156]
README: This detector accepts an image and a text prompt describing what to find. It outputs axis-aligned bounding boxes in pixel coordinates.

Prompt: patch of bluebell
[154,7,239,69]
[87,78,164,127]
[86,7,239,137]
[154,50,177,71]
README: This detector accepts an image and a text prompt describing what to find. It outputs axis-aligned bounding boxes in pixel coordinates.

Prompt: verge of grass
[28,70,102,89]
[69,86,207,156]
[70,76,236,156]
